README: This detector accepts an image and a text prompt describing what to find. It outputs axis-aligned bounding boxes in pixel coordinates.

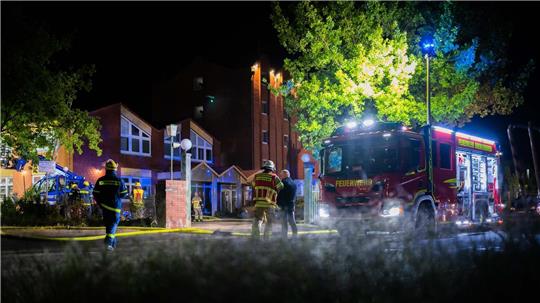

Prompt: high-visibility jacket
[93,171,128,213]
[192,196,202,208]
[79,186,93,206]
[132,188,144,204]
[252,171,283,208]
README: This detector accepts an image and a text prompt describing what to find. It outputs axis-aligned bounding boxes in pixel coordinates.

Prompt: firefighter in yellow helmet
[251,160,283,239]
[130,182,145,219]
[192,191,203,222]
[79,180,94,220]
[93,159,128,251]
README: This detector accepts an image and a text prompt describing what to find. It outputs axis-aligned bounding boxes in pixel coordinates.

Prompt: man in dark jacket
[92,159,128,251]
[277,169,298,238]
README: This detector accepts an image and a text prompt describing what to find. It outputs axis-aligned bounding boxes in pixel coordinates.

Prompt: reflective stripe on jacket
[93,171,128,210]
[252,172,283,208]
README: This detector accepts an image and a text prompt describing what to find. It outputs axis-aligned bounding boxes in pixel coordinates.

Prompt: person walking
[130,182,145,219]
[251,160,283,239]
[277,169,298,238]
[92,159,128,251]
[192,191,203,222]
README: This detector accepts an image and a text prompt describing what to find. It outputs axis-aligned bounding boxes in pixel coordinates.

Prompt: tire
[415,203,436,237]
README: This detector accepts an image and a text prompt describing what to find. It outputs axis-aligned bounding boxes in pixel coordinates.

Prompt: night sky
[3,1,540,169]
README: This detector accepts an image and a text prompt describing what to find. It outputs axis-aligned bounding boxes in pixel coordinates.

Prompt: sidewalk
[0,219,337,241]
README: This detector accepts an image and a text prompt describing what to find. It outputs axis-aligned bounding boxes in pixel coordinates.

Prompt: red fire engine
[317,120,503,234]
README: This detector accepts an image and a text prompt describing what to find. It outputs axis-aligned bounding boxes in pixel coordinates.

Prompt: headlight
[319,204,330,218]
[381,206,403,217]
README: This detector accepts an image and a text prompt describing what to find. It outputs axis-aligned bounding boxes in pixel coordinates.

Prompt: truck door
[399,137,426,205]
[456,152,472,218]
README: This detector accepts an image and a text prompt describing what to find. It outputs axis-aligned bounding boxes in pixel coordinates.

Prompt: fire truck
[317,120,503,235]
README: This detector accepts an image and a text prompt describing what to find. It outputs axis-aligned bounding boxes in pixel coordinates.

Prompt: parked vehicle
[317,121,503,235]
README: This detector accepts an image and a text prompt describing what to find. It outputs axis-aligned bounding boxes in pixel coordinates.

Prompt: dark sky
[3,1,540,169]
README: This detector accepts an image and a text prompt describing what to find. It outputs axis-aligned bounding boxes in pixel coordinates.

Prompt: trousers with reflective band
[101,203,121,213]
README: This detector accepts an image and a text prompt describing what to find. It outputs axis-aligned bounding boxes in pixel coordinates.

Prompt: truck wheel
[415,203,436,237]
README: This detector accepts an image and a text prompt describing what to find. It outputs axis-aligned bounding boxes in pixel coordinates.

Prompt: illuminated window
[121,176,152,199]
[190,130,213,163]
[121,116,151,156]
[0,177,14,202]
[284,135,289,147]
[262,131,269,144]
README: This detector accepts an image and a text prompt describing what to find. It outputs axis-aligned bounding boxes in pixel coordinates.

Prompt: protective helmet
[71,183,78,189]
[135,182,141,187]
[105,159,118,171]
[262,160,276,171]
[83,181,90,187]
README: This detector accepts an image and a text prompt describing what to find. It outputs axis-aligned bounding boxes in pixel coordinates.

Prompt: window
[406,139,421,172]
[431,141,438,168]
[325,147,343,174]
[262,100,269,114]
[121,176,152,199]
[284,135,289,147]
[262,130,269,144]
[0,177,14,202]
[164,126,181,160]
[440,143,452,169]
[284,110,289,120]
[121,116,151,156]
[193,77,204,91]
[190,130,213,163]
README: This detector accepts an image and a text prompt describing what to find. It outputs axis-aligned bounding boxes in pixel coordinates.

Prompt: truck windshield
[324,138,398,178]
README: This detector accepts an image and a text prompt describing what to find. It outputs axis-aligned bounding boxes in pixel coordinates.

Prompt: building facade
[151,56,319,179]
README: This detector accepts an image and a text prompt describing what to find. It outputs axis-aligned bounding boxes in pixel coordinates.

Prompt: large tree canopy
[1,9,102,166]
[271,1,533,152]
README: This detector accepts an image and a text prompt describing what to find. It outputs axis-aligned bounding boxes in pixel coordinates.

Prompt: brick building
[152,56,318,179]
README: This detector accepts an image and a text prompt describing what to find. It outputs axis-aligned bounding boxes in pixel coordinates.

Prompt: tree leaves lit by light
[271,1,533,152]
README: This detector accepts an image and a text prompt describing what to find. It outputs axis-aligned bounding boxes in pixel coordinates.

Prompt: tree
[271,1,533,152]
[1,9,102,167]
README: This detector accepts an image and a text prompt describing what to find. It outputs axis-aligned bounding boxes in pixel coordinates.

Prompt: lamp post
[422,37,435,195]
[166,124,178,180]
[180,138,193,226]
[301,153,313,224]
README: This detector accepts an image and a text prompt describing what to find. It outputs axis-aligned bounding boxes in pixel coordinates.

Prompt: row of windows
[261,131,289,147]
[261,100,289,120]
[121,116,213,163]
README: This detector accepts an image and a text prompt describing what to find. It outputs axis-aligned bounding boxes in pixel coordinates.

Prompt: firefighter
[65,183,81,220]
[79,181,93,220]
[93,159,128,251]
[251,160,283,239]
[130,182,145,219]
[192,191,203,222]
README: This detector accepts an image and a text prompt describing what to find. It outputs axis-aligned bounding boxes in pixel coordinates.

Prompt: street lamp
[180,138,192,226]
[166,124,179,180]
[421,36,435,194]
[302,153,314,224]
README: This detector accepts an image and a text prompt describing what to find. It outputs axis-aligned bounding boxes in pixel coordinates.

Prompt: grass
[2,229,540,303]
